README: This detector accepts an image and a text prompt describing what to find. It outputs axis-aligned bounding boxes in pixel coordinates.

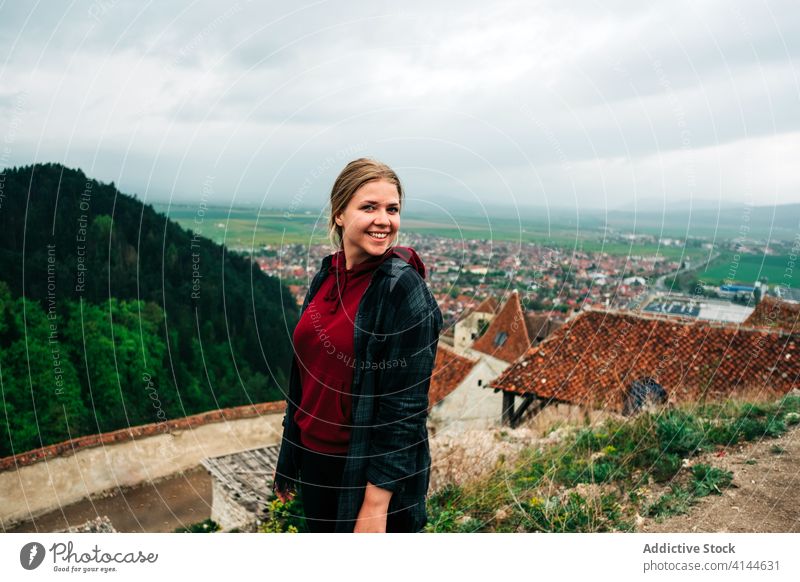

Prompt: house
[453,296,498,353]
[443,291,564,430]
[427,344,503,433]
[470,290,563,364]
[490,308,799,427]
[201,445,280,532]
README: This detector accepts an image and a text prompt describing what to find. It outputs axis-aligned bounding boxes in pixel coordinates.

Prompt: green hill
[0,163,298,457]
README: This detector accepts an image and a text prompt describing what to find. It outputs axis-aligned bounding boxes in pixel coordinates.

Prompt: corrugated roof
[490,309,799,412]
[201,445,281,515]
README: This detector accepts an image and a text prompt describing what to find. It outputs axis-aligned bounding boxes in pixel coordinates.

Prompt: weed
[646,485,694,520]
[656,410,705,456]
[424,396,793,533]
[690,464,733,497]
[776,394,800,415]
[425,484,487,532]
[522,492,631,532]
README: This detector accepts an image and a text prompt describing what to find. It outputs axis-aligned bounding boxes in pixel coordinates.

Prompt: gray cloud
[1,0,798,210]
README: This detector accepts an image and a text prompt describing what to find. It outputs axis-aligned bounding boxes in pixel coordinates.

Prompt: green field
[157,204,707,262]
[698,252,799,288]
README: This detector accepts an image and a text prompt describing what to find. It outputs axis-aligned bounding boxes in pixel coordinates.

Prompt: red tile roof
[471,291,530,362]
[470,292,563,363]
[490,309,799,412]
[744,296,799,334]
[472,296,499,315]
[429,344,478,409]
[455,296,499,322]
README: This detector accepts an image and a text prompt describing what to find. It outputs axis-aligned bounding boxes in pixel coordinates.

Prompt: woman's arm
[354,268,442,532]
[363,273,442,497]
[354,481,393,533]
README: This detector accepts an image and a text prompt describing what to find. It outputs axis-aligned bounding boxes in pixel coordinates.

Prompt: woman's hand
[272,469,294,503]
[354,481,392,533]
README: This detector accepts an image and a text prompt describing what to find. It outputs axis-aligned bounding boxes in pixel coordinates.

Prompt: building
[642,294,754,324]
[470,290,563,364]
[428,345,502,432]
[453,296,498,353]
[201,445,280,532]
[490,308,799,427]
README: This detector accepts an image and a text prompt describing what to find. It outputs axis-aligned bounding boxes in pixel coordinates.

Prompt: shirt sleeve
[364,277,441,494]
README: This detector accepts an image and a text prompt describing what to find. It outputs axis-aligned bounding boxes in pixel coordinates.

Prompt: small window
[494,331,508,347]
[477,379,482,386]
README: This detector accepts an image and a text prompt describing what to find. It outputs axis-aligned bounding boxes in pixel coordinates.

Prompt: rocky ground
[641,423,800,533]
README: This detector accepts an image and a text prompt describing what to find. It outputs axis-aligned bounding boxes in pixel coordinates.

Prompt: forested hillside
[0,163,298,457]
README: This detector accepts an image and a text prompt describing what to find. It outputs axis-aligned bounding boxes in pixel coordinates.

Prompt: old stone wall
[0,402,285,529]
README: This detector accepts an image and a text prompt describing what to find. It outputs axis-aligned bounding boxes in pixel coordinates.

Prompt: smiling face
[334,179,400,269]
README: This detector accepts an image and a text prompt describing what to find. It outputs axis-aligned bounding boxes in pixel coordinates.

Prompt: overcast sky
[1,0,798,213]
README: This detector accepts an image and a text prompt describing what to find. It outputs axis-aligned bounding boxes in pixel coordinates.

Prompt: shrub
[259,496,306,533]
[703,422,740,446]
[573,428,608,452]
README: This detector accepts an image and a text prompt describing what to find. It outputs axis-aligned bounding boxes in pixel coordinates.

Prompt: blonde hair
[328,158,403,248]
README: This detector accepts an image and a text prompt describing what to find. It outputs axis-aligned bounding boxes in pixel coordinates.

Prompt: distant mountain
[0,163,298,456]
[603,202,800,239]
[612,197,741,212]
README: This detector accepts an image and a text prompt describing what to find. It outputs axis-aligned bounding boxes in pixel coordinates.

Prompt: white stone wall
[210,480,258,532]
[0,412,283,529]
[454,312,494,354]
[429,358,507,434]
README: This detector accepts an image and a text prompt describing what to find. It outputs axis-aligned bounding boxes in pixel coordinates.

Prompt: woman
[273,158,443,533]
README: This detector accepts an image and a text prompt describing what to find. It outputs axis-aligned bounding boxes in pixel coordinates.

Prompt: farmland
[698,252,799,288]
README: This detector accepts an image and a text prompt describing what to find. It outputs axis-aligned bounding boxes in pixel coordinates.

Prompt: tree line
[0,163,299,457]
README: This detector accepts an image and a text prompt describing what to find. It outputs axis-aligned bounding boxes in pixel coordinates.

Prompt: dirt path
[7,465,212,533]
[641,424,800,533]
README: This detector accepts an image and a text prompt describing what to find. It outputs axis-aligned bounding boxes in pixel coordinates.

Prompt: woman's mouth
[367,232,389,240]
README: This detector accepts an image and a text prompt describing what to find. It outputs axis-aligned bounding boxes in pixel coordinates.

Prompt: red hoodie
[292,246,426,454]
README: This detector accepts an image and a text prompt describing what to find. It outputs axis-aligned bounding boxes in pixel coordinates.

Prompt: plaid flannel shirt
[274,251,443,532]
